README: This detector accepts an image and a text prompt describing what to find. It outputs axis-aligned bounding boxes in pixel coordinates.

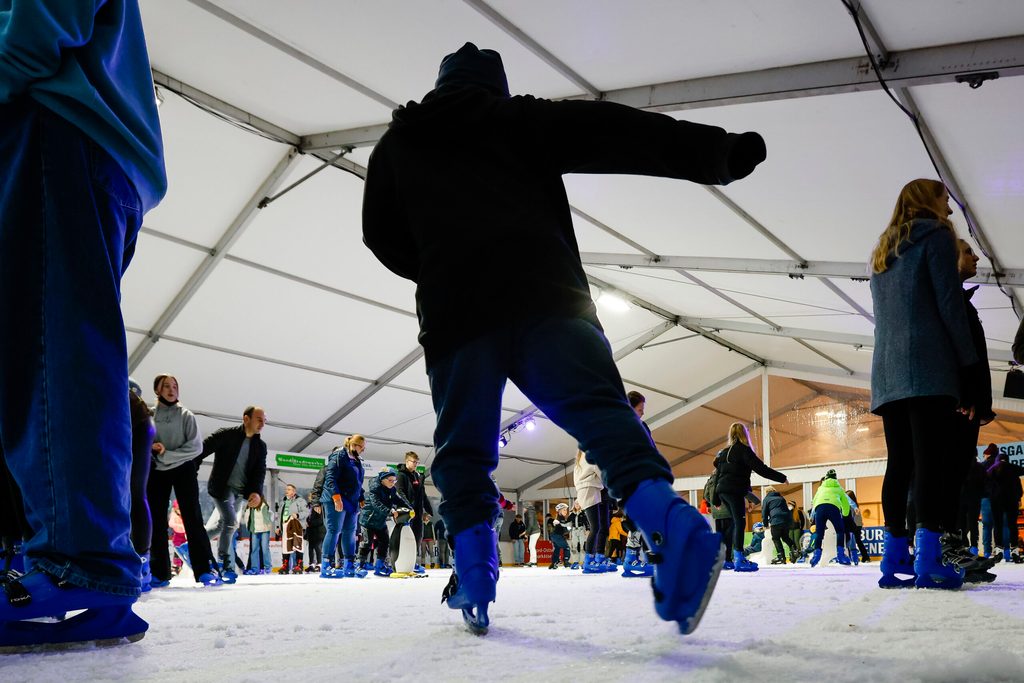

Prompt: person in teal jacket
[0,0,166,650]
[809,470,851,567]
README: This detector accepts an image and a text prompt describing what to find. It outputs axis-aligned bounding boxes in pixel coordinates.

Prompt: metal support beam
[300,35,1024,151]
[580,252,1020,287]
[761,367,771,466]
[152,70,299,146]
[290,347,425,451]
[605,35,1024,112]
[461,0,601,98]
[129,149,301,371]
[185,0,398,110]
[893,87,1023,316]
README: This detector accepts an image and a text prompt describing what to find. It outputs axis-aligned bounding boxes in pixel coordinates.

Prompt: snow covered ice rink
[5,562,1024,682]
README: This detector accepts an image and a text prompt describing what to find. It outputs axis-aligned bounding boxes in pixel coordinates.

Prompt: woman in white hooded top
[574,449,612,573]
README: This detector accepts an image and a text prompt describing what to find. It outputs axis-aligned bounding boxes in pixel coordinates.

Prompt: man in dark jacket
[761,488,797,563]
[199,406,268,581]
[360,470,411,576]
[363,42,765,634]
[942,240,999,575]
[396,451,434,573]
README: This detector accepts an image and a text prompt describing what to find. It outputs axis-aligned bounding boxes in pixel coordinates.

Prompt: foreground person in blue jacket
[363,42,767,635]
[0,0,166,650]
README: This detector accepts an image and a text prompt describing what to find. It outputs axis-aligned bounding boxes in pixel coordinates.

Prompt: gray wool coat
[870,219,979,413]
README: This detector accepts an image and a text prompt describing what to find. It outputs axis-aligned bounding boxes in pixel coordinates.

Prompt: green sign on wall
[275,453,326,471]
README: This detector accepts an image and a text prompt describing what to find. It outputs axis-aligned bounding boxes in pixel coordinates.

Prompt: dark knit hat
[825,469,837,480]
[435,42,509,97]
[983,443,999,457]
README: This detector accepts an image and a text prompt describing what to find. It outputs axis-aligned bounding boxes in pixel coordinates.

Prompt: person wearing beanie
[364,41,766,635]
[808,471,851,567]
[761,487,798,564]
[359,469,411,577]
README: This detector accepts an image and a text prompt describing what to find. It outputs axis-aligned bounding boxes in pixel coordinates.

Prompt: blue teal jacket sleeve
[0,1,101,99]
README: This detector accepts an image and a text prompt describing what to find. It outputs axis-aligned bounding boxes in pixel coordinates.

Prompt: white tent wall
[128,1,1024,498]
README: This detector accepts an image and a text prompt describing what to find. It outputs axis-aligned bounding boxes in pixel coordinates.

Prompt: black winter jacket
[508,519,526,540]
[396,466,433,517]
[761,491,791,529]
[363,85,760,366]
[963,287,996,423]
[199,426,267,500]
[360,472,412,530]
[713,442,786,495]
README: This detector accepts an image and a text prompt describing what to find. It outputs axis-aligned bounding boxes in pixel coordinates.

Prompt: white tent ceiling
[128,0,1024,495]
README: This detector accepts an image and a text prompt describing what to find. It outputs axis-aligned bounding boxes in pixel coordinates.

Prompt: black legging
[770,524,796,558]
[147,463,216,581]
[0,443,29,551]
[359,525,389,563]
[129,392,154,556]
[848,523,870,558]
[719,491,747,552]
[880,396,955,534]
[946,411,980,534]
[306,526,324,565]
[715,517,735,555]
[584,493,611,556]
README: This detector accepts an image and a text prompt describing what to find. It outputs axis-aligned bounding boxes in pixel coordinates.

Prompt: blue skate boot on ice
[341,559,368,578]
[732,549,758,572]
[913,528,963,590]
[624,479,725,635]
[442,523,498,636]
[809,548,822,567]
[879,530,916,588]
[582,553,606,574]
[0,570,147,652]
[835,545,852,566]
[373,559,393,577]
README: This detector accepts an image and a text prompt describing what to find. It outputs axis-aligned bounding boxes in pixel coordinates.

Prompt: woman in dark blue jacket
[319,435,367,578]
[870,179,984,590]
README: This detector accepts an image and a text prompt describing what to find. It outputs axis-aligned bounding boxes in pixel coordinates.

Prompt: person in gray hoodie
[146,374,220,587]
[521,503,541,566]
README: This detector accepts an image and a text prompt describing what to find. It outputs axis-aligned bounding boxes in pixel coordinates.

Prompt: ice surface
[4,563,1024,682]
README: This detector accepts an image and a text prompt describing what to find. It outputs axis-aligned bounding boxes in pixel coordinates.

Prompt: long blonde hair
[344,434,366,453]
[871,179,954,274]
[727,422,750,448]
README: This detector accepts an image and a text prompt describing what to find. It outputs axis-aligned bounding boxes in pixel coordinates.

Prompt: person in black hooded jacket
[362,41,766,634]
[761,488,797,563]
[713,422,787,571]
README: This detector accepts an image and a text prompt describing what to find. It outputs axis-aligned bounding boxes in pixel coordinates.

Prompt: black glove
[715,131,766,184]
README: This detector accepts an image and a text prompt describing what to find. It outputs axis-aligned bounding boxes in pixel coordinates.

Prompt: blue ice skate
[582,553,607,574]
[624,479,725,635]
[913,529,963,590]
[373,559,393,577]
[442,524,498,636]
[835,545,851,566]
[341,559,368,578]
[809,548,822,567]
[319,562,345,579]
[732,550,758,572]
[879,531,916,589]
[0,571,147,652]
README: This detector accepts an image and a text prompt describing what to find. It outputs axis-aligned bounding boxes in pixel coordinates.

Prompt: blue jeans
[249,532,271,570]
[321,504,358,564]
[210,492,245,569]
[427,317,672,537]
[511,539,525,564]
[813,504,846,550]
[0,100,143,596]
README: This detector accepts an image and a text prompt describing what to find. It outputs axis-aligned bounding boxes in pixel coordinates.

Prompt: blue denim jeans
[249,532,271,570]
[210,492,245,568]
[550,535,570,565]
[0,100,143,596]
[511,539,525,564]
[321,505,358,564]
[813,504,846,550]
[427,317,673,538]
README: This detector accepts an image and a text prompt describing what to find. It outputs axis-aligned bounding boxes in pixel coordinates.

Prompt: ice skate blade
[0,606,147,653]
[462,605,489,636]
[678,543,725,635]
[878,575,916,589]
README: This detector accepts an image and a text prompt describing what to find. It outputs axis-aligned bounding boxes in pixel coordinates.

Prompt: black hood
[434,42,509,97]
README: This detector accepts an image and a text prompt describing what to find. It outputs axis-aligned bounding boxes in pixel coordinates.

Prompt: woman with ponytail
[319,435,368,578]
